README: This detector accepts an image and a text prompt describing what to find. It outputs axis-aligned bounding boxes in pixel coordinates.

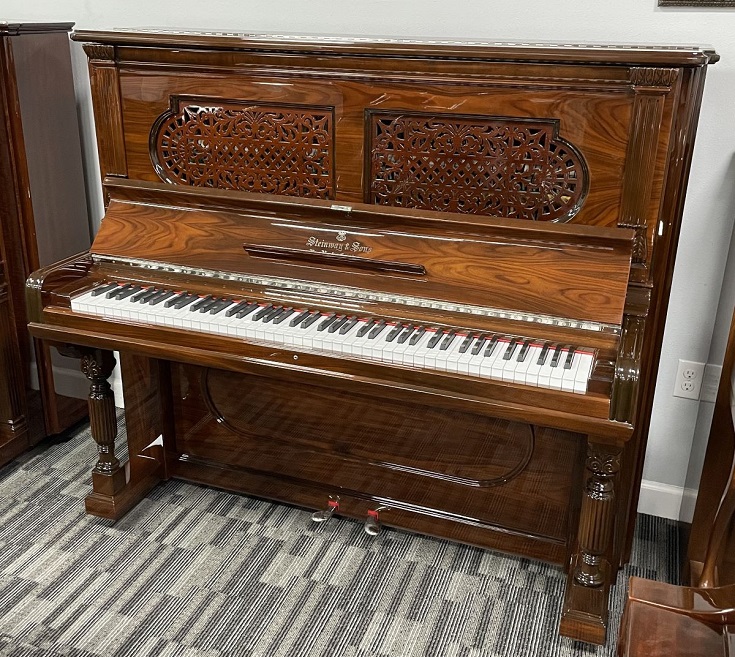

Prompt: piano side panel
[165,361,585,563]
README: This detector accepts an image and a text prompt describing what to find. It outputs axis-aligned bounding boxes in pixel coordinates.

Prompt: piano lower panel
[164,361,586,562]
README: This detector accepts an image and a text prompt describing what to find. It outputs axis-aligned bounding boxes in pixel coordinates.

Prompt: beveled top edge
[71,29,719,65]
[0,22,74,36]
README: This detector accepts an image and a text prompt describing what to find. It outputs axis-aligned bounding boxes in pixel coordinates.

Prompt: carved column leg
[79,349,127,497]
[575,443,620,587]
[56,345,129,512]
[560,440,622,645]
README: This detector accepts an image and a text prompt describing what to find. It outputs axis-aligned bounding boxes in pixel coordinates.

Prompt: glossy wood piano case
[28,31,718,644]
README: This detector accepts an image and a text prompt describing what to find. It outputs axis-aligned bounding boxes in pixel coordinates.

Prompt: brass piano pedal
[364,506,389,536]
[311,495,340,523]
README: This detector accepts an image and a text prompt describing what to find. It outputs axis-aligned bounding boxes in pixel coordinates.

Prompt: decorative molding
[83,44,114,61]
[366,111,588,222]
[151,97,335,199]
[618,82,668,277]
[586,444,622,477]
[629,67,678,88]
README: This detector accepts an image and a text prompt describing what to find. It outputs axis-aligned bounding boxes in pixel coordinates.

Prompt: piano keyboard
[71,282,596,393]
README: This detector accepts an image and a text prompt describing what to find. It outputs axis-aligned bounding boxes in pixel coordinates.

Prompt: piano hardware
[27,31,717,645]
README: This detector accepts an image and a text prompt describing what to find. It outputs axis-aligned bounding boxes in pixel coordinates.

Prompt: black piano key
[368,320,387,339]
[190,295,214,311]
[289,309,311,327]
[208,299,232,315]
[385,324,403,342]
[484,335,499,357]
[439,330,457,351]
[427,330,444,349]
[164,293,185,308]
[224,300,245,317]
[550,344,565,368]
[172,294,197,310]
[564,347,577,370]
[339,317,359,335]
[502,339,519,361]
[471,334,488,356]
[106,283,132,299]
[317,313,337,331]
[328,315,349,334]
[357,319,376,338]
[261,306,286,323]
[273,308,296,325]
[397,325,415,344]
[149,291,176,306]
[117,285,142,300]
[92,282,119,297]
[197,297,222,313]
[253,304,274,321]
[134,288,159,303]
[517,339,532,362]
[301,312,322,329]
[235,302,259,319]
[537,343,552,366]
[144,288,167,303]
[409,326,426,346]
[458,334,475,354]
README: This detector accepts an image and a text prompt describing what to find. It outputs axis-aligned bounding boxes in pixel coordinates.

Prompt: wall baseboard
[37,366,700,521]
[638,479,698,523]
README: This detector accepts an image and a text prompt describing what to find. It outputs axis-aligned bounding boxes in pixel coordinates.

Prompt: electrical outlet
[673,359,705,400]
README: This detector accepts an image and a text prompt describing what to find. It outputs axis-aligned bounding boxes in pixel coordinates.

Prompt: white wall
[7,0,735,519]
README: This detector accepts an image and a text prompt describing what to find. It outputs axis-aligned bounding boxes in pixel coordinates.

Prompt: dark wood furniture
[0,22,90,466]
[687,302,735,588]
[26,31,718,644]
[617,301,735,656]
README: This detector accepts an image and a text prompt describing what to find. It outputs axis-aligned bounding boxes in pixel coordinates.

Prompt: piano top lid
[91,179,635,330]
[71,29,719,66]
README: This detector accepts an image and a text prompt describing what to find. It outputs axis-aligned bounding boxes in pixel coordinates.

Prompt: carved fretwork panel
[366,111,589,222]
[151,98,335,199]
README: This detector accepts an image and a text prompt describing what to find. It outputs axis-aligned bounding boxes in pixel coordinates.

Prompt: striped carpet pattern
[0,417,680,657]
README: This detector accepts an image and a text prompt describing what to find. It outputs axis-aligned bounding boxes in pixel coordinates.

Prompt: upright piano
[26,31,718,644]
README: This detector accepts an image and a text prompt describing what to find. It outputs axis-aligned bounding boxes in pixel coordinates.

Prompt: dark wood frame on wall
[659,1,735,6]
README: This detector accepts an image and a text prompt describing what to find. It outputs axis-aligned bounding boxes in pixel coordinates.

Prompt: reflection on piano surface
[27,31,717,645]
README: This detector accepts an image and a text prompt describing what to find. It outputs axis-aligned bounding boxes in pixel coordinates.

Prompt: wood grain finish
[91,180,634,327]
[28,32,718,646]
[0,25,89,466]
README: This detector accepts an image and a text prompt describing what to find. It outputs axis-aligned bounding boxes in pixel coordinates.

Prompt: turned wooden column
[575,442,622,587]
[70,348,126,498]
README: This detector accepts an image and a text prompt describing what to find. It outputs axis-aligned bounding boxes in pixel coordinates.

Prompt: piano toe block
[559,553,611,645]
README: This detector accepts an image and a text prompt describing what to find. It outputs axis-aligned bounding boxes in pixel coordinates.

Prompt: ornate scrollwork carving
[586,444,622,477]
[367,111,588,222]
[151,98,335,199]
[630,67,678,88]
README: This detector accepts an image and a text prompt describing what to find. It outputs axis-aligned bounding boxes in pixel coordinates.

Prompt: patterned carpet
[0,417,680,657]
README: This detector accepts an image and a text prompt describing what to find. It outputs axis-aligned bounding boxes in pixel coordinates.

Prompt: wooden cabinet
[0,22,90,465]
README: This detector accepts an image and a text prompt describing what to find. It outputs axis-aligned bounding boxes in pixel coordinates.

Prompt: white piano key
[70,284,597,394]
